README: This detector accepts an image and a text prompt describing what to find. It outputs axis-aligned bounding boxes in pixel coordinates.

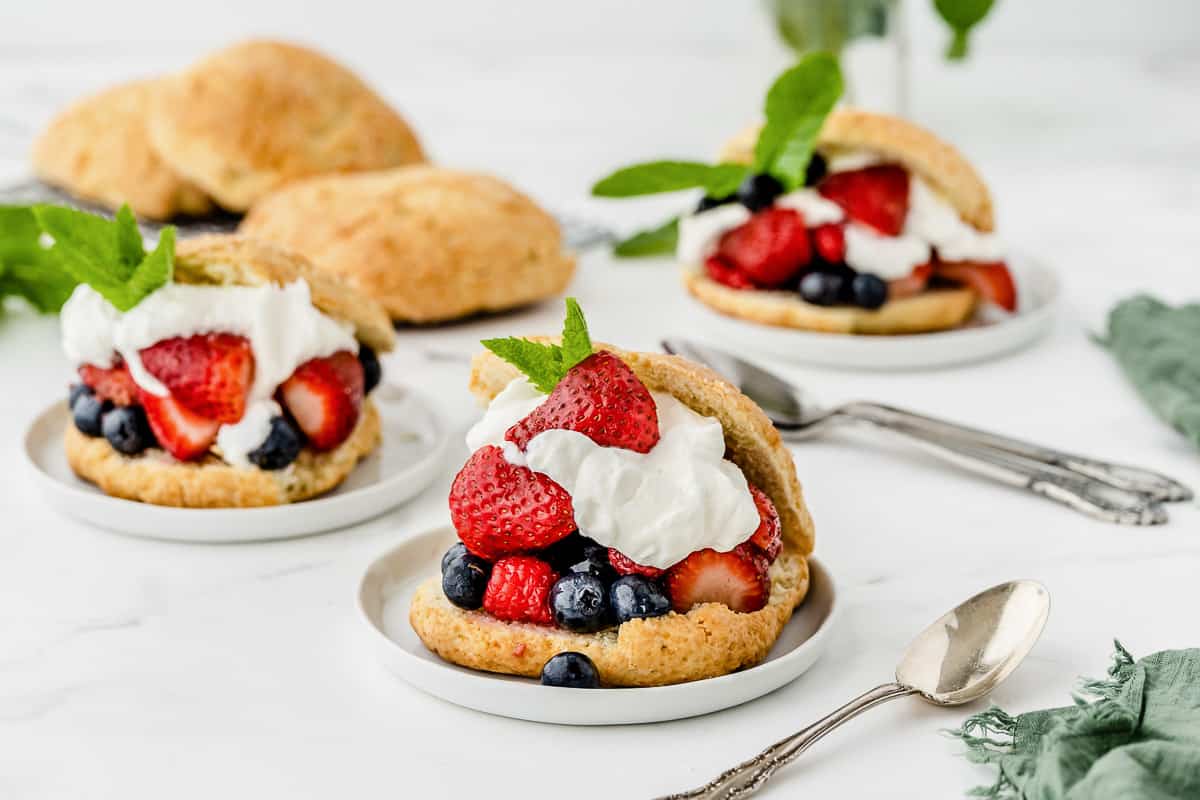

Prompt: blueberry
[247,416,304,470]
[609,575,671,624]
[851,273,888,310]
[68,383,91,408]
[567,545,617,583]
[805,153,828,187]
[358,346,382,394]
[441,542,469,574]
[736,173,784,212]
[540,652,600,688]
[695,194,734,214]
[550,573,609,632]
[442,554,491,610]
[72,393,112,437]
[101,405,155,455]
[542,533,605,575]
[798,270,850,307]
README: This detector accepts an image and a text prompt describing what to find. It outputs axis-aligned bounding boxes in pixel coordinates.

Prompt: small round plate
[356,526,838,725]
[689,252,1059,370]
[23,384,449,542]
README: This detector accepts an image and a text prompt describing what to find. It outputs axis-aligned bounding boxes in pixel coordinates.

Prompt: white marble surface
[2,3,1200,798]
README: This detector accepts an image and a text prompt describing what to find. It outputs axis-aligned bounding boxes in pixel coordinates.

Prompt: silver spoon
[659,580,1050,800]
[662,338,1189,524]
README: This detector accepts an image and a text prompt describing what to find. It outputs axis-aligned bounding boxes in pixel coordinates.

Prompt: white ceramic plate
[687,253,1060,370]
[356,525,837,725]
[23,383,449,542]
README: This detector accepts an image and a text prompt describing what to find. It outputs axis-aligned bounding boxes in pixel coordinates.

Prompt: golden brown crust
[64,398,381,507]
[31,80,212,220]
[718,108,994,231]
[684,271,978,335]
[240,166,576,323]
[173,234,395,353]
[409,550,809,687]
[147,40,425,212]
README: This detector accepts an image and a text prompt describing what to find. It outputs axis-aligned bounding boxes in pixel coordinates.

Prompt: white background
[2,2,1200,798]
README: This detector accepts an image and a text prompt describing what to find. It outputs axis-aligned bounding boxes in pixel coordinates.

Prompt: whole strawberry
[483,555,558,625]
[506,351,659,453]
[449,445,577,559]
[140,333,254,424]
[716,207,810,288]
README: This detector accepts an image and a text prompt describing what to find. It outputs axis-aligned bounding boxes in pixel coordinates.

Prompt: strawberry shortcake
[62,233,394,507]
[409,300,815,687]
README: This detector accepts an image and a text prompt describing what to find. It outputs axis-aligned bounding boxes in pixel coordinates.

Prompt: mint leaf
[753,52,843,190]
[613,217,679,258]
[0,206,79,312]
[481,337,564,394]
[592,161,749,198]
[33,204,173,312]
[934,0,995,60]
[560,297,593,371]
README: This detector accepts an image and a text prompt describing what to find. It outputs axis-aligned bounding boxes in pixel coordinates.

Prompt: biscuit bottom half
[409,549,810,687]
[64,399,381,508]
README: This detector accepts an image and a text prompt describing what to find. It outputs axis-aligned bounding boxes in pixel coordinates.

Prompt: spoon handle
[656,683,916,800]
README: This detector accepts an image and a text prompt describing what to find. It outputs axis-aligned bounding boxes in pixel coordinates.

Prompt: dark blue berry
[609,575,671,624]
[540,652,600,688]
[68,383,91,408]
[736,172,785,212]
[799,270,849,306]
[247,416,304,470]
[851,273,888,310]
[442,554,491,610]
[101,405,155,455]
[567,544,617,583]
[441,542,469,574]
[550,573,609,633]
[805,153,828,187]
[72,393,112,437]
[358,346,382,394]
[696,194,734,213]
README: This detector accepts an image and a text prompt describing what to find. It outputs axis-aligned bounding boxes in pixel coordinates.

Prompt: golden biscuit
[409,345,815,687]
[148,40,425,212]
[240,166,576,323]
[32,80,212,220]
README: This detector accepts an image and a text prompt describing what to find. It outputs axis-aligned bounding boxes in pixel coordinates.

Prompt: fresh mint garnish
[0,206,78,312]
[934,0,995,60]
[592,161,749,199]
[613,217,679,258]
[32,204,174,312]
[482,297,594,393]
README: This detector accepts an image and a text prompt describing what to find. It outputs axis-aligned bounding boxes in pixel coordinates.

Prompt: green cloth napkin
[949,642,1200,799]
[1100,295,1200,449]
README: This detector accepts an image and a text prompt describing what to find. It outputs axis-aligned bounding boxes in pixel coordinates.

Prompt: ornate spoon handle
[657,683,916,800]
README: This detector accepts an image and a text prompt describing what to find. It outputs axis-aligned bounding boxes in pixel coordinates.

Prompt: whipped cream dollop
[676,203,750,266]
[466,378,761,569]
[61,278,358,468]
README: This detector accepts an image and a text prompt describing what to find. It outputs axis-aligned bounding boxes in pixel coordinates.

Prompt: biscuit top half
[468,343,815,557]
[720,108,995,232]
[174,234,395,353]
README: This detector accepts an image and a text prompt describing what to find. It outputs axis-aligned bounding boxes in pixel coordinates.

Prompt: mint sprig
[593,162,749,199]
[0,206,78,312]
[482,297,594,393]
[613,217,679,258]
[934,0,995,60]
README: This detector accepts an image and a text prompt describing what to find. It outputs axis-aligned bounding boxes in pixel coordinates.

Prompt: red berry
[506,351,659,454]
[78,362,138,406]
[139,333,254,424]
[448,445,577,560]
[818,165,910,236]
[811,223,846,263]
[716,207,810,287]
[608,549,664,579]
[704,255,754,290]
[888,263,933,299]
[138,388,219,461]
[747,485,782,562]
[935,261,1018,312]
[280,351,364,450]
[664,546,770,614]
[482,555,558,625]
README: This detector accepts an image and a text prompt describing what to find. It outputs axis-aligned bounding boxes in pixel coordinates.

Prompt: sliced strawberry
[139,334,254,424]
[449,445,576,560]
[811,223,846,263]
[935,261,1018,311]
[747,485,782,562]
[78,362,138,406]
[506,351,659,454]
[704,255,754,290]
[716,207,810,287]
[139,389,219,461]
[280,351,363,451]
[608,549,665,579]
[665,546,770,614]
[888,263,933,300]
[818,165,910,236]
[482,555,558,625]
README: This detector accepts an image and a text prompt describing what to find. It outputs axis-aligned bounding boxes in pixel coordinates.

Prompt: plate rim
[355,524,839,725]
